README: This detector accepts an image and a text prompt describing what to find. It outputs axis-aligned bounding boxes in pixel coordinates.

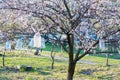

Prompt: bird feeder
[41,37,46,49]
[15,38,23,50]
[99,39,106,51]
[28,38,34,47]
[34,32,42,48]
[6,41,11,50]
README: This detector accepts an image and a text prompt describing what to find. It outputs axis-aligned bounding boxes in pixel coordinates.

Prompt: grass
[91,53,120,59]
[0,50,120,80]
[82,55,120,65]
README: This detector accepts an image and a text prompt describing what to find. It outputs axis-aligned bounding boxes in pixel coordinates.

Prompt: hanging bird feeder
[6,41,11,50]
[34,32,42,48]
[99,39,106,51]
[41,37,46,49]
[15,38,23,50]
[28,38,34,47]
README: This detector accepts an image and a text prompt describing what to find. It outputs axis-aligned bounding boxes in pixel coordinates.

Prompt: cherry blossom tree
[0,0,120,80]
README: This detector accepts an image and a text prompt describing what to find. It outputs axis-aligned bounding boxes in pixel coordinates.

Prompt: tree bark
[67,33,76,80]
[51,58,54,69]
[51,43,55,69]
[67,61,77,80]
[106,52,109,66]
[2,52,5,67]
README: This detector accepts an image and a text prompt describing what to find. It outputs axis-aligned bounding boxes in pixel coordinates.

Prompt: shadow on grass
[39,71,51,75]
[79,67,115,80]
[35,67,51,75]
[55,59,66,63]
[97,75,113,80]
[79,69,94,75]
[0,66,19,73]
[0,66,51,76]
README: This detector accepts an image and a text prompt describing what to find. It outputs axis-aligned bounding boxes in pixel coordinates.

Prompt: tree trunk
[106,52,109,66]
[2,52,5,67]
[51,59,54,69]
[67,33,75,80]
[51,43,55,69]
[67,61,77,80]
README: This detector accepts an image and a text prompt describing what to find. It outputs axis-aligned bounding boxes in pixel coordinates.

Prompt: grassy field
[0,50,120,80]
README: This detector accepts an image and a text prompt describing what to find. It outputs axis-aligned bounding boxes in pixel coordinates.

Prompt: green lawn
[0,50,120,80]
